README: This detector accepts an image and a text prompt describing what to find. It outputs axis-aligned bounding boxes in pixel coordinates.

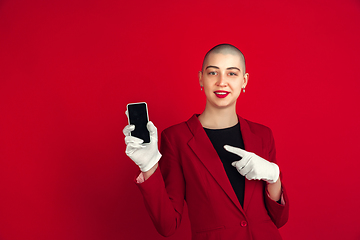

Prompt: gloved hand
[123,121,162,172]
[224,145,279,184]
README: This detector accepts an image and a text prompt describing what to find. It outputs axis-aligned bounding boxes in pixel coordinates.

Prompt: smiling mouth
[214,91,230,98]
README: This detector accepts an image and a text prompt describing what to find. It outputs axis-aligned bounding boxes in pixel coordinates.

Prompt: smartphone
[126,102,150,143]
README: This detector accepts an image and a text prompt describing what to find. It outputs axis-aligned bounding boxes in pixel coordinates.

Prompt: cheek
[234,90,241,99]
[231,81,243,92]
[203,78,216,89]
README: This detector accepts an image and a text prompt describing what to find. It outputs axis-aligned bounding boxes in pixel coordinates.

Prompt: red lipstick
[214,90,230,98]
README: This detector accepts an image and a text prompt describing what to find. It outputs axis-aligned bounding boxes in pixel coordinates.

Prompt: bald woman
[123,44,289,240]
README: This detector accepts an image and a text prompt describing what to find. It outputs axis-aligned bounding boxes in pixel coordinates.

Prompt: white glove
[224,145,279,184]
[123,121,162,172]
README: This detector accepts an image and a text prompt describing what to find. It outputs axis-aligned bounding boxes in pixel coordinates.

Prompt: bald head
[202,44,246,74]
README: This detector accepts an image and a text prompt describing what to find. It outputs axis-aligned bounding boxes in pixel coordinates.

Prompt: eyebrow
[205,65,241,72]
[227,67,241,71]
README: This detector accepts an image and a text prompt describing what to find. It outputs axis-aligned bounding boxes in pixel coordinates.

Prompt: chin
[209,101,236,110]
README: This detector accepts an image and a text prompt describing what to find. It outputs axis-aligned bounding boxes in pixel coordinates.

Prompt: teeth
[215,92,227,95]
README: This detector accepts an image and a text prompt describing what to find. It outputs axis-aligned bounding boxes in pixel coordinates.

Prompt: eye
[228,72,238,76]
[208,71,217,75]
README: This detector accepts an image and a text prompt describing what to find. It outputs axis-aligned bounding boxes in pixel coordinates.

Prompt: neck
[198,103,238,129]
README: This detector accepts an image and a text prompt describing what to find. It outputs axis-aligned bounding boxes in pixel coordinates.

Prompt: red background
[1,0,360,239]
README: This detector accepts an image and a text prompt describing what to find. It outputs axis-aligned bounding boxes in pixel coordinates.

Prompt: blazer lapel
[238,116,264,211]
[186,115,244,213]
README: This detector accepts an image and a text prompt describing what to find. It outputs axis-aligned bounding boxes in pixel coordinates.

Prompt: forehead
[204,53,243,69]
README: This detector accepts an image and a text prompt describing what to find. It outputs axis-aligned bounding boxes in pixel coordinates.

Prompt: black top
[204,123,245,207]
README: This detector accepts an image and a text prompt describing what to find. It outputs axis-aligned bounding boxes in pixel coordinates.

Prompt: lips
[214,90,230,98]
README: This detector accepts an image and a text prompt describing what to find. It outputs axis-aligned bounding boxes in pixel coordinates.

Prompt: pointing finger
[224,145,247,157]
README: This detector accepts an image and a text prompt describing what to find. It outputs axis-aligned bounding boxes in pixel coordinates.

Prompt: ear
[198,71,203,87]
[242,73,249,88]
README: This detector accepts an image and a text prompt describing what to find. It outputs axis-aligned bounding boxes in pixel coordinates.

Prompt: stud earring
[242,87,245,93]
[201,86,203,91]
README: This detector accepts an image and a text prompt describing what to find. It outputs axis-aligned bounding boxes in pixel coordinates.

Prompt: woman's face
[199,53,248,110]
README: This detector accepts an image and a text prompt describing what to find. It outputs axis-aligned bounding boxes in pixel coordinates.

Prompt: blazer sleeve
[135,129,186,237]
[263,128,290,228]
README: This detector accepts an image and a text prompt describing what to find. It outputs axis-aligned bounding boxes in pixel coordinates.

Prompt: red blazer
[137,114,289,240]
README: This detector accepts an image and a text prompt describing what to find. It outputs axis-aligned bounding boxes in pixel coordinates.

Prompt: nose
[216,73,227,87]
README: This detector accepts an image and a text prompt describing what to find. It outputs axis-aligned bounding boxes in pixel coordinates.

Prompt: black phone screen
[127,103,150,143]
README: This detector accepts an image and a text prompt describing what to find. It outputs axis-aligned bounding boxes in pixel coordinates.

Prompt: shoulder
[162,120,189,135]
[164,117,189,130]
[162,114,199,136]
[159,116,196,154]
[161,115,194,140]
[241,117,274,139]
[244,118,272,132]
[240,117,277,157]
